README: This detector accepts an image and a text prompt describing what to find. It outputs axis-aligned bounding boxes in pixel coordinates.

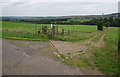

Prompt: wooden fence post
[61,29,64,35]
[42,25,47,34]
[51,25,55,38]
[42,26,44,34]
[68,30,70,34]
[56,26,58,34]
[45,26,47,34]
[55,26,58,37]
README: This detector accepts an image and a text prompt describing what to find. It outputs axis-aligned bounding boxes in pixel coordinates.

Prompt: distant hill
[1,13,119,20]
[60,13,119,20]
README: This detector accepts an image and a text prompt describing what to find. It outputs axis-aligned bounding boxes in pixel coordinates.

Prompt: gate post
[51,25,55,38]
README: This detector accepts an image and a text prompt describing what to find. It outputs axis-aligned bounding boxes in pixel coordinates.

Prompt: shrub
[97,21,103,31]
[104,22,109,28]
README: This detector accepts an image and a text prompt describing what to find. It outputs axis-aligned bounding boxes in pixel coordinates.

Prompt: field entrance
[50,28,110,57]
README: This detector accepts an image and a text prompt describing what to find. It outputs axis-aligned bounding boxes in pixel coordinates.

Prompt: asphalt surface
[2,39,84,75]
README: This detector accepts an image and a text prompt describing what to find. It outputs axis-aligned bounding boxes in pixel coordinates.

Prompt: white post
[51,24,53,28]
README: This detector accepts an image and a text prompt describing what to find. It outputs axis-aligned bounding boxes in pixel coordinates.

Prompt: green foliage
[104,22,109,28]
[97,21,103,31]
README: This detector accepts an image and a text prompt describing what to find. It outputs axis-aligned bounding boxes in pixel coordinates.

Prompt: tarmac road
[2,39,84,75]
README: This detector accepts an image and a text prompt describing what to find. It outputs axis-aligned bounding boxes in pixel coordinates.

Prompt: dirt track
[50,29,110,57]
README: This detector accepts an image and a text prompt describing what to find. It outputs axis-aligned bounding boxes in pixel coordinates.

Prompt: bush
[97,21,103,31]
[104,22,109,28]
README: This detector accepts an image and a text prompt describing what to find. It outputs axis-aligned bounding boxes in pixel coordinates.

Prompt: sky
[0,0,119,16]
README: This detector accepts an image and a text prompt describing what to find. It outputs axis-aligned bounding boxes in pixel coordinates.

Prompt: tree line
[2,16,119,27]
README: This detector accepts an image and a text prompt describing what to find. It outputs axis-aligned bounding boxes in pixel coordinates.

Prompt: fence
[35,25,97,38]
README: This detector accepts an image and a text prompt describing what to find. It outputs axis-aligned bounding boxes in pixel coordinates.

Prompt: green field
[2,21,99,41]
[2,21,97,32]
[2,21,119,75]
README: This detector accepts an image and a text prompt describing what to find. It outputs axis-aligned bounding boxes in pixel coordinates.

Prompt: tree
[108,16,114,26]
[103,18,108,23]
[104,22,109,28]
[97,21,103,31]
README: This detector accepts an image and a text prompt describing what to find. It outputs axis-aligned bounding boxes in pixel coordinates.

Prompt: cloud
[2,0,119,2]
[1,1,118,16]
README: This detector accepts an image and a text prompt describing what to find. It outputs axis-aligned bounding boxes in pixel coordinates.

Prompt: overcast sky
[0,0,119,16]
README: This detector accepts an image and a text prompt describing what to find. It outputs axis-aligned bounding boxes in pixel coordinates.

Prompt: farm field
[2,21,97,32]
[2,21,119,75]
[2,21,99,41]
